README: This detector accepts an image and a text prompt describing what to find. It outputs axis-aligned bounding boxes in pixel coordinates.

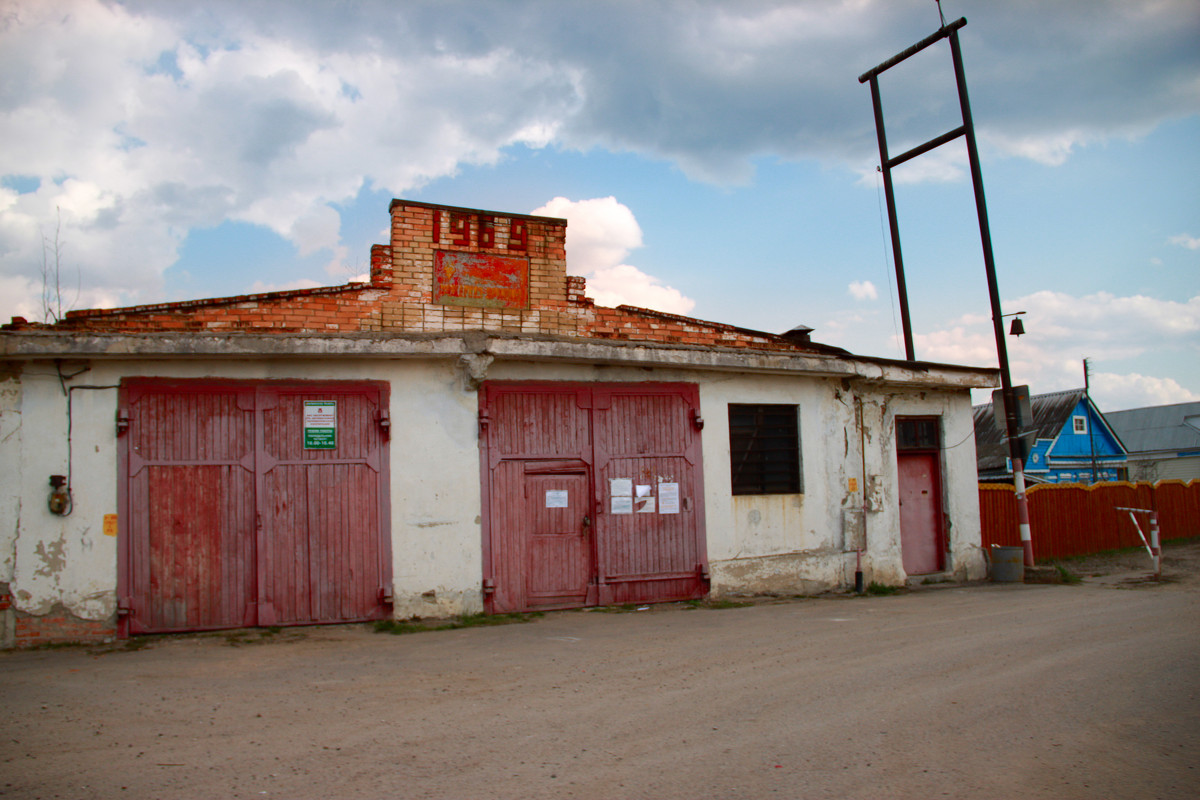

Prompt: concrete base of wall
[391,587,484,620]
[709,550,860,597]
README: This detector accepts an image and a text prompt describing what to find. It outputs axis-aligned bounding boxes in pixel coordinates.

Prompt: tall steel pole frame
[859,17,1034,567]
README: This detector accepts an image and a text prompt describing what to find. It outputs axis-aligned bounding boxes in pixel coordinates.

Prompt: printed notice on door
[545,490,569,508]
[658,482,680,514]
[303,400,337,449]
[609,478,634,514]
[611,496,634,514]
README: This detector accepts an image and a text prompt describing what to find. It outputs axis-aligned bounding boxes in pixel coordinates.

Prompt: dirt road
[3,542,1198,799]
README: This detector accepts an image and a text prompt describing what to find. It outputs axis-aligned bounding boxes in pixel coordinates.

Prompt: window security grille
[728,404,801,495]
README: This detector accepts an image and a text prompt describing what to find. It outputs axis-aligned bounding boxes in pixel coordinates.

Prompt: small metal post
[1150,512,1161,578]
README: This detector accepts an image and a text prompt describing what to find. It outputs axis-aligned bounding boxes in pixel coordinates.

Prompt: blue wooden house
[973,388,1128,483]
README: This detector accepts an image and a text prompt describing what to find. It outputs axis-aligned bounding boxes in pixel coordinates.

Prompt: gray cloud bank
[1,0,1197,318]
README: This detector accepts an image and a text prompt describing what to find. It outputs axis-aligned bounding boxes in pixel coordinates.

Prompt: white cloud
[848,280,878,301]
[981,129,1092,167]
[1168,234,1200,251]
[0,0,583,320]
[2,0,1197,323]
[533,197,642,275]
[1091,373,1200,411]
[530,196,695,315]
[586,264,696,316]
[248,278,324,294]
[916,290,1200,411]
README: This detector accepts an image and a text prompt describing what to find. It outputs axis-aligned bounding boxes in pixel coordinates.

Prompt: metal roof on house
[972,388,1096,472]
[1106,401,1200,455]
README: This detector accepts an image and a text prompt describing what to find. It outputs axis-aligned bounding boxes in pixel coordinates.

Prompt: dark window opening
[897,417,940,451]
[729,404,801,495]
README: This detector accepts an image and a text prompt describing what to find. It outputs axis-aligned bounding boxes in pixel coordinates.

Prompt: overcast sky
[2,0,1197,410]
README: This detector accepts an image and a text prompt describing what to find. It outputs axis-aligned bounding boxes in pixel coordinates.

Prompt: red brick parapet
[2,199,832,356]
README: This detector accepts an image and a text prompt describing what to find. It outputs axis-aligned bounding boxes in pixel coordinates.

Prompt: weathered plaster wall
[881,388,987,583]
[2,350,986,639]
[9,366,120,632]
[1,366,22,646]
[386,358,485,619]
[701,375,864,595]
[700,376,986,594]
[1,366,21,587]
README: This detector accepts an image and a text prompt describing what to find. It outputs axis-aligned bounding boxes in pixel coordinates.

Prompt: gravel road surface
[3,542,1198,799]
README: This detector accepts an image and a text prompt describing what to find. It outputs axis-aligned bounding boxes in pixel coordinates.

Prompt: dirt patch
[1046,536,1200,589]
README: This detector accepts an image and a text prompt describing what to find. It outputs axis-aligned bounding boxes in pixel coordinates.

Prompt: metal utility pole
[859,16,1035,567]
[1084,358,1098,482]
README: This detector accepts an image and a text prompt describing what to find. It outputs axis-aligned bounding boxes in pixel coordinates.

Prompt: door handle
[582,515,591,531]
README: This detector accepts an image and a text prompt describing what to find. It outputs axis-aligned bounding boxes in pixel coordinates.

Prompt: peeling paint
[33,536,67,578]
[392,587,483,619]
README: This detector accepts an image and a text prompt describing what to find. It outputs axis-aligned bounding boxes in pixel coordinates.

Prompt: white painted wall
[1,355,985,628]
[6,367,120,621]
[1,372,23,589]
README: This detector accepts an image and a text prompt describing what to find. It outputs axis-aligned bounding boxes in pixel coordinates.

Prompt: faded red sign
[435,250,529,309]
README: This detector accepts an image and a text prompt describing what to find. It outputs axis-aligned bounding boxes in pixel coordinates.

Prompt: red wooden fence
[979,480,1199,561]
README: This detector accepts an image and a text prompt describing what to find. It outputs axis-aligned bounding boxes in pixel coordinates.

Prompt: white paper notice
[545,490,569,509]
[636,497,656,514]
[610,478,633,497]
[611,496,634,514]
[635,484,652,498]
[658,482,680,514]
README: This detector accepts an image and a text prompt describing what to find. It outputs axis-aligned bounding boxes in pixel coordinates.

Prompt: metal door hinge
[116,597,133,617]
[377,410,391,440]
[482,577,496,596]
[478,410,491,436]
[116,408,130,436]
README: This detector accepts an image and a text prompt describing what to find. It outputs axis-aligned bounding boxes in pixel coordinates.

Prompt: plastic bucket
[990,546,1025,582]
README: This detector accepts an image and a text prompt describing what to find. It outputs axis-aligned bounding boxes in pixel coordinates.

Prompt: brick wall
[1,593,116,648]
[5,199,819,355]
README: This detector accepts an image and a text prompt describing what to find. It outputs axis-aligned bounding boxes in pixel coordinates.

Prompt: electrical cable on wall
[48,362,119,516]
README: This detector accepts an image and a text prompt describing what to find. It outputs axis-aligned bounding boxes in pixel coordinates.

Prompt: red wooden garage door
[118,379,391,635]
[480,382,708,613]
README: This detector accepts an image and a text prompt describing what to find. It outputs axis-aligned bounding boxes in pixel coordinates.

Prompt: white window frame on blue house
[1073,415,1087,435]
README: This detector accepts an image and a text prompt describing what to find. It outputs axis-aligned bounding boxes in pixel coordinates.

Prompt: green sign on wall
[303,400,337,449]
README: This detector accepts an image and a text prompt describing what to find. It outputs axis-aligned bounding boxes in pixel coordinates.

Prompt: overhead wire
[875,167,903,359]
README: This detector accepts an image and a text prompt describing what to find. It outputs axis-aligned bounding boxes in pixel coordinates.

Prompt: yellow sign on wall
[103,514,118,537]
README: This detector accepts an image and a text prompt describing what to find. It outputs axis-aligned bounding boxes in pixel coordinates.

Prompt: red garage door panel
[482,382,707,613]
[120,380,390,635]
[259,389,386,625]
[594,390,706,605]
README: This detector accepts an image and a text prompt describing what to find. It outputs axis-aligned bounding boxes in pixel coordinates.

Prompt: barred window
[728,404,802,495]
[897,417,940,450]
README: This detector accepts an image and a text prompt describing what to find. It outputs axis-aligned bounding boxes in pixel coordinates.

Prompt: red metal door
[257,387,390,626]
[119,380,390,635]
[524,468,591,608]
[898,451,943,574]
[123,385,257,633]
[481,382,707,613]
[592,387,707,605]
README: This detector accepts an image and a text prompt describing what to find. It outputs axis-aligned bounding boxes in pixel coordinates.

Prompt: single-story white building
[0,199,997,645]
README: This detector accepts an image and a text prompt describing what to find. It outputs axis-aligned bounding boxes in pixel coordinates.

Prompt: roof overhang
[1,330,1000,391]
